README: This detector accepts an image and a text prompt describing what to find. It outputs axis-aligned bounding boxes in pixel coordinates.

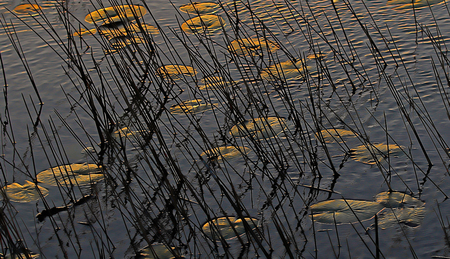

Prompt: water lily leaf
[181,15,225,34]
[136,243,183,259]
[73,28,97,37]
[180,2,219,15]
[230,117,287,139]
[157,65,197,80]
[2,180,49,203]
[13,4,42,15]
[375,191,424,208]
[37,164,103,186]
[202,216,258,241]
[85,5,146,25]
[350,143,403,164]
[198,76,236,90]
[201,146,251,161]
[170,99,214,114]
[228,37,280,56]
[310,199,384,224]
[260,59,311,81]
[129,22,159,34]
[315,129,357,143]
[377,207,426,229]
[112,127,148,139]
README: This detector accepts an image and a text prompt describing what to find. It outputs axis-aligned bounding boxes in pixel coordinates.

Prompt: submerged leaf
[310,199,384,224]
[170,99,214,114]
[180,2,219,15]
[13,4,42,15]
[181,15,225,34]
[228,37,280,56]
[377,207,426,229]
[201,146,251,161]
[136,243,183,259]
[157,65,197,79]
[202,216,258,241]
[2,180,49,203]
[375,191,424,208]
[315,129,357,143]
[37,164,103,186]
[260,59,311,81]
[84,5,146,25]
[230,117,287,139]
[350,143,402,164]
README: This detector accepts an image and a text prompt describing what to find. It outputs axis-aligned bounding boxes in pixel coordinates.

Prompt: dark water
[1,0,450,258]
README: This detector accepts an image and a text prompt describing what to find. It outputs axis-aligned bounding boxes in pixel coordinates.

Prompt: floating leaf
[315,129,357,143]
[374,191,424,208]
[228,37,280,56]
[2,180,49,203]
[136,243,183,259]
[129,22,159,34]
[201,146,251,161]
[157,65,197,79]
[350,143,403,164]
[85,5,146,25]
[377,207,426,229]
[198,76,236,90]
[202,216,258,241]
[230,117,287,139]
[170,99,214,114]
[73,28,97,37]
[112,127,148,139]
[260,59,311,81]
[13,4,42,15]
[180,2,219,15]
[37,164,103,186]
[181,15,225,34]
[310,199,384,224]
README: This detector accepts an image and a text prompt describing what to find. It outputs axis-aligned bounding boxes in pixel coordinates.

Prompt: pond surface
[1,0,450,258]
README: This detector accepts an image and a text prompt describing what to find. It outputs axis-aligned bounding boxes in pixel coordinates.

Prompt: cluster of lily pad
[310,191,425,228]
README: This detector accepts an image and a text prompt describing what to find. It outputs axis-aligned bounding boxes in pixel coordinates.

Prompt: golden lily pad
[112,127,148,139]
[37,164,103,186]
[389,0,445,9]
[201,146,251,161]
[13,4,42,15]
[137,243,183,259]
[2,180,49,203]
[202,216,258,241]
[377,207,426,229]
[260,59,311,81]
[228,37,280,56]
[73,28,97,37]
[315,129,357,143]
[350,143,403,165]
[157,65,198,79]
[180,2,219,15]
[230,117,287,139]
[310,199,384,224]
[129,22,159,34]
[170,99,214,114]
[198,76,236,90]
[84,5,146,25]
[181,14,225,34]
[374,191,424,208]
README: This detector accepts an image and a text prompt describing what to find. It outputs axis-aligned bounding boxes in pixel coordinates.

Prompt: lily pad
[181,14,225,34]
[374,191,424,208]
[260,59,311,81]
[85,5,146,25]
[310,199,384,224]
[157,65,198,79]
[228,37,280,56]
[170,99,214,114]
[198,76,236,90]
[73,28,97,37]
[112,127,148,139]
[315,129,357,143]
[230,117,287,139]
[202,216,258,241]
[180,2,219,15]
[201,146,251,161]
[377,207,426,229]
[129,22,159,34]
[350,143,403,164]
[2,180,49,203]
[13,4,42,15]
[136,243,183,259]
[37,164,103,187]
